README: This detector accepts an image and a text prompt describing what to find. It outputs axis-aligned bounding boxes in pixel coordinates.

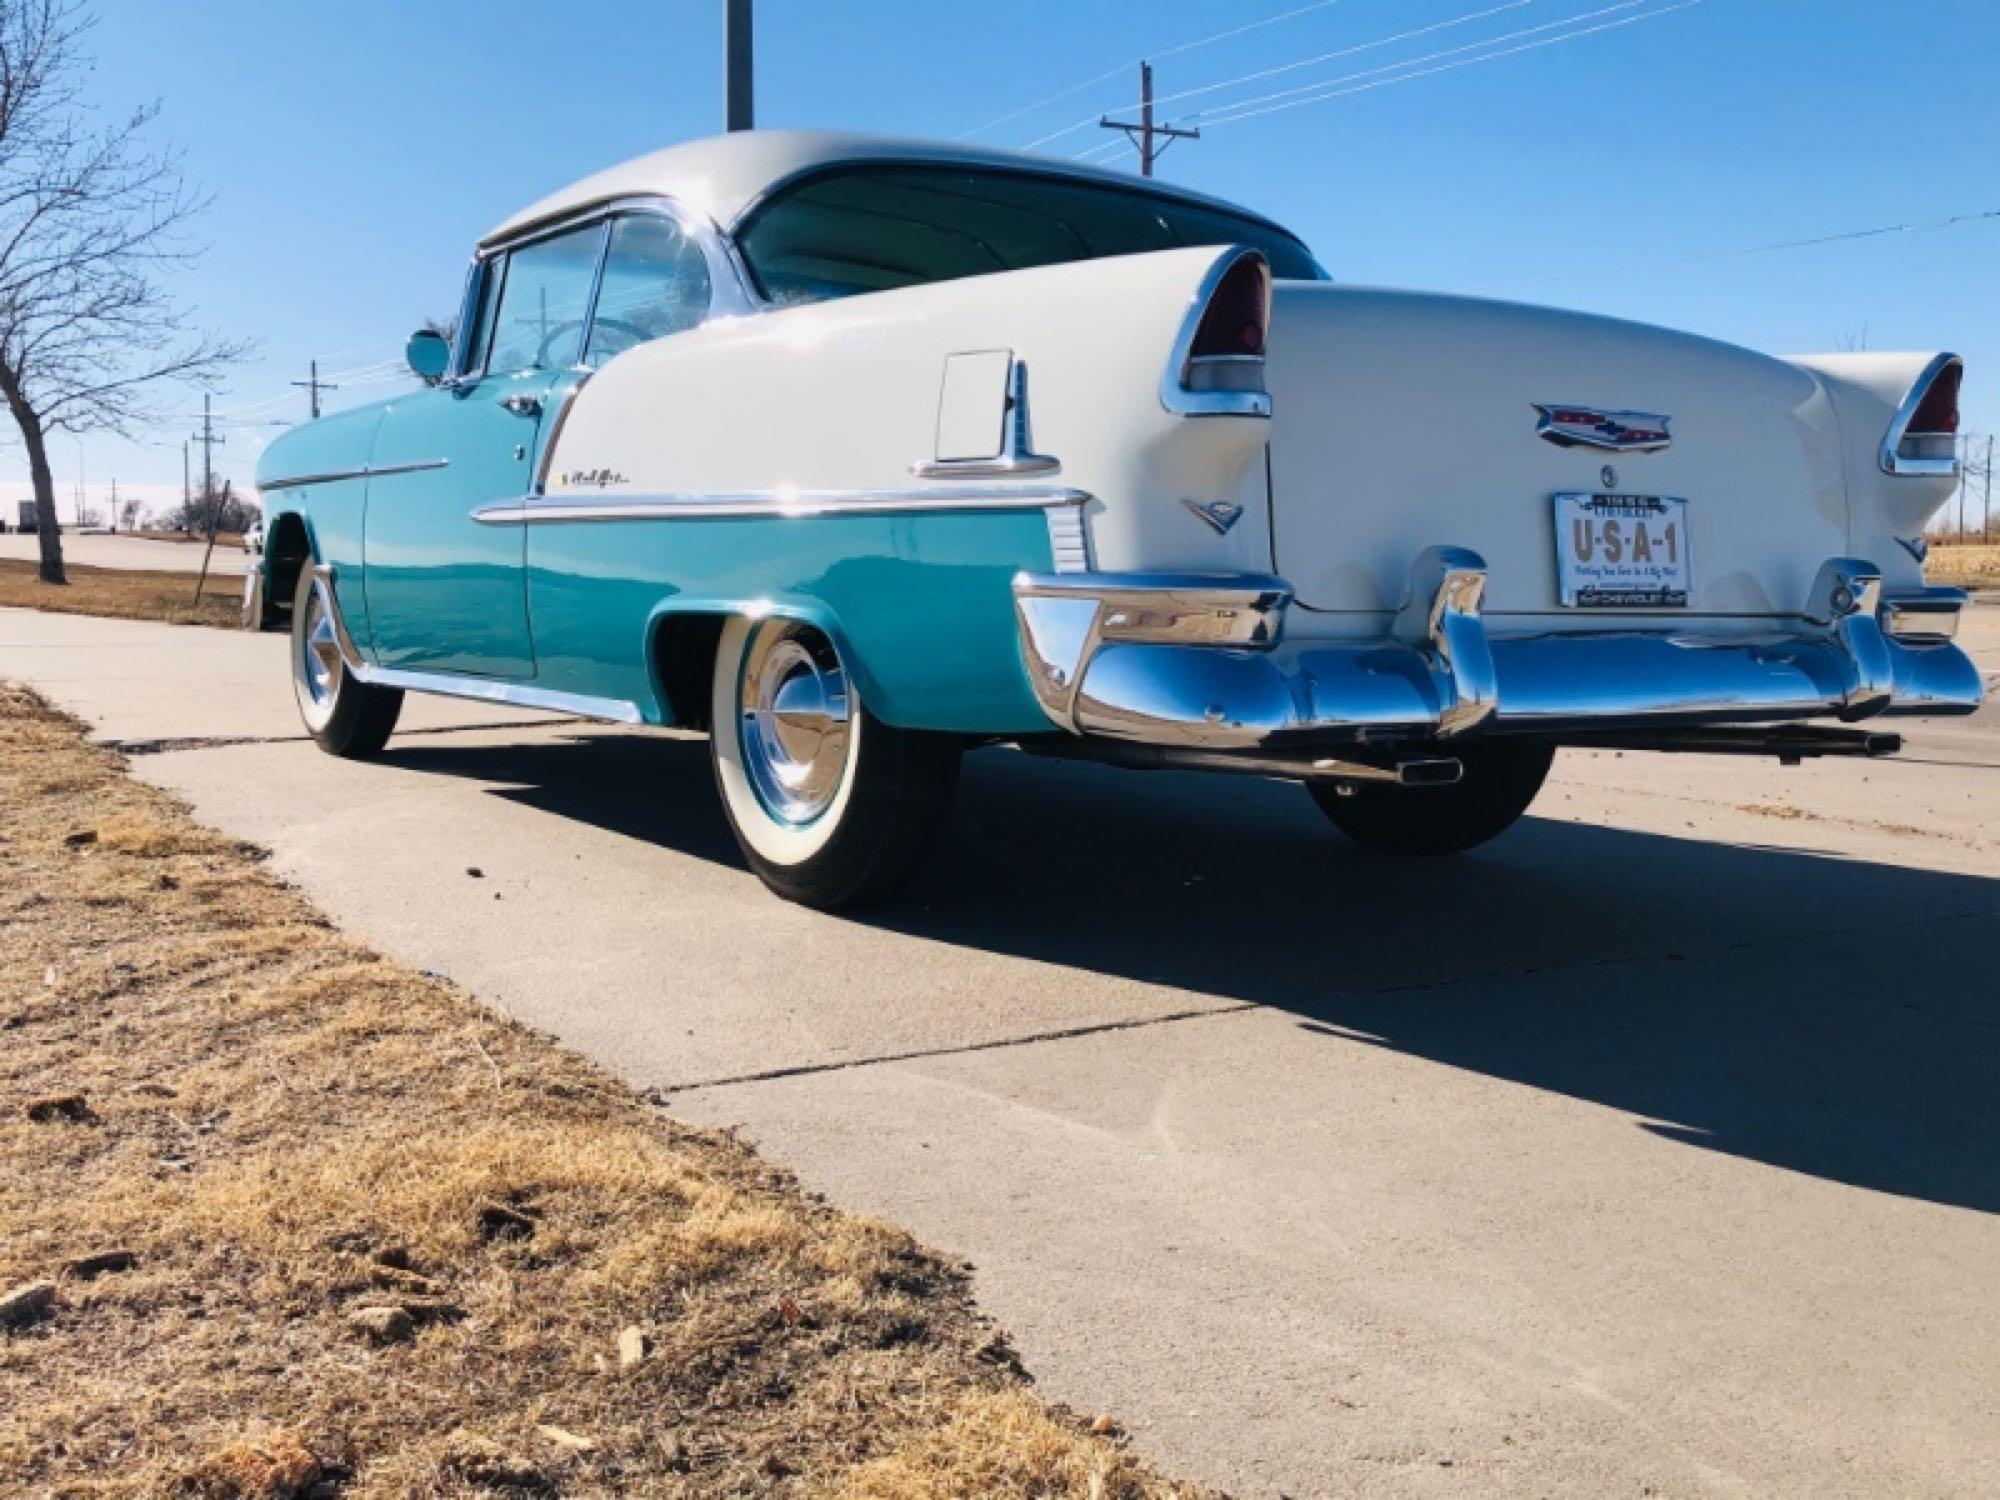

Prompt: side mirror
[406,328,452,383]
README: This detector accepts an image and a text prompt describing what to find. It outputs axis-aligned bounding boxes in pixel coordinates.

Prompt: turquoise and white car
[253,130,1981,908]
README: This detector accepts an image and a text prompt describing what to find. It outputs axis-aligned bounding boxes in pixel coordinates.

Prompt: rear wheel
[1309,741,1554,855]
[291,569,402,758]
[709,616,960,910]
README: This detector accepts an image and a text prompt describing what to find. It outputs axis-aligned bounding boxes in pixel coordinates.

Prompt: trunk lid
[1265,284,1847,623]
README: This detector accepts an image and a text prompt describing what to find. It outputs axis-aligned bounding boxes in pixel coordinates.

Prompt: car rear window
[736,164,1326,307]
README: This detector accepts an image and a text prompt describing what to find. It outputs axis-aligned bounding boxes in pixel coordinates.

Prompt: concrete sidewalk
[5,605,1999,1498]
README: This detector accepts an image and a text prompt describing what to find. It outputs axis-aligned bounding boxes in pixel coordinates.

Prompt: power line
[959,0,1351,141]
[1194,0,1702,132]
[1517,205,2000,284]
[1029,0,1535,151]
[1192,0,1664,131]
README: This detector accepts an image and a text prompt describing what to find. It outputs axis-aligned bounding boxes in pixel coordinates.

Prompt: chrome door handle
[500,393,542,418]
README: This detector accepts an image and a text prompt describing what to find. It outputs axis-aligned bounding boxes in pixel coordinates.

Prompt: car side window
[484,223,607,375]
[583,216,712,367]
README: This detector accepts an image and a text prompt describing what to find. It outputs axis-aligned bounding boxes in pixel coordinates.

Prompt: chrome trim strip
[261,459,450,492]
[1045,503,1091,574]
[912,455,1062,479]
[356,666,645,724]
[478,194,761,323]
[310,564,640,724]
[1880,352,1963,478]
[1161,247,1273,420]
[472,485,1090,526]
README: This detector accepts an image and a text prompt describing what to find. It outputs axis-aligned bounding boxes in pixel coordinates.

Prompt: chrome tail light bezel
[1880,352,1963,477]
[1163,247,1273,419]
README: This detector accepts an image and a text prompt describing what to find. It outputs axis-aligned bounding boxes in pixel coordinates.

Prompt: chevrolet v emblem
[1184,498,1244,535]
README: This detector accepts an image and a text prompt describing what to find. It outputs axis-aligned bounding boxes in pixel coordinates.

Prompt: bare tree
[115,490,137,530]
[0,1,240,583]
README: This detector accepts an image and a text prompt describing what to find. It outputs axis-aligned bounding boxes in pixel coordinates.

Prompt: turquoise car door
[363,221,607,678]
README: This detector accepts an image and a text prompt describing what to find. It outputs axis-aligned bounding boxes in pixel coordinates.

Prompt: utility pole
[291,359,337,420]
[1100,61,1200,177]
[109,478,117,534]
[192,393,226,604]
[725,0,754,131]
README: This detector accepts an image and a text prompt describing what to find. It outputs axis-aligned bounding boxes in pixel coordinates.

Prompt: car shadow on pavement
[381,730,2000,1216]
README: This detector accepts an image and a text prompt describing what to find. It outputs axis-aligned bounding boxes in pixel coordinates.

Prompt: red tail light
[1908,359,1961,434]
[1171,249,1273,416]
[1882,354,1963,477]
[1191,254,1270,359]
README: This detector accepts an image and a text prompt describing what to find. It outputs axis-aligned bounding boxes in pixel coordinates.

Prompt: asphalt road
[5,605,1997,1498]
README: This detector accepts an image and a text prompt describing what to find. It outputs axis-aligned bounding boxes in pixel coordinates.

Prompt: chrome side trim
[911,455,1062,479]
[1045,503,1091,573]
[261,459,450,493]
[310,564,641,724]
[473,485,1089,526]
[1880,352,1963,478]
[356,666,645,724]
[1161,247,1273,420]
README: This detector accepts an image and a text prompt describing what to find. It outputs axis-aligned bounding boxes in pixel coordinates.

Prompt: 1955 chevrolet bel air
[251,130,1983,908]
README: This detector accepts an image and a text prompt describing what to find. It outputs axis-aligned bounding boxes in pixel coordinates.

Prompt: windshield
[736,164,1326,307]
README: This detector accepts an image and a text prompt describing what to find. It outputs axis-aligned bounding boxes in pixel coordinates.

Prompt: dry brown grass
[0,684,1210,1499]
[1924,543,2000,589]
[0,558,242,627]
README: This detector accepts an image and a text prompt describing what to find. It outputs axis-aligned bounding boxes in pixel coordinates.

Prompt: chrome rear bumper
[1013,554,1983,749]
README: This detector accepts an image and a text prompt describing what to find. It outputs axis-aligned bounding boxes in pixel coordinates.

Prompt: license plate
[1553,493,1691,608]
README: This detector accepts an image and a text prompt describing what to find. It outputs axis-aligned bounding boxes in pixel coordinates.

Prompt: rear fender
[1787,352,1962,589]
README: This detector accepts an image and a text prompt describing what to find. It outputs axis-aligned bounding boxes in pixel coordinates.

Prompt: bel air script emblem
[561,468,630,489]
[1533,404,1673,454]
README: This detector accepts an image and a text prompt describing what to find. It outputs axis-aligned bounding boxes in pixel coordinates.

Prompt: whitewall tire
[291,569,402,759]
[709,615,959,909]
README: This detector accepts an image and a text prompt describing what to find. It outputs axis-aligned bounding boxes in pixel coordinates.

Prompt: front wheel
[709,616,960,910]
[291,568,402,758]
[1309,741,1555,855]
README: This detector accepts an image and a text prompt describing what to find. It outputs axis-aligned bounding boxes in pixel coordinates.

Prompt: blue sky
[24,0,2000,520]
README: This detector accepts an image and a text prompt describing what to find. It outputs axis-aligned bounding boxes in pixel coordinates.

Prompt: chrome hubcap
[299,587,341,708]
[739,623,851,826]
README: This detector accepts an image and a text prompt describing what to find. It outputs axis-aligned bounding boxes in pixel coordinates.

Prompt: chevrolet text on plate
[248,130,1984,908]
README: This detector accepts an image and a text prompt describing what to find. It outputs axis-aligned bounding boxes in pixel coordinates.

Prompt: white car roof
[480,129,1294,247]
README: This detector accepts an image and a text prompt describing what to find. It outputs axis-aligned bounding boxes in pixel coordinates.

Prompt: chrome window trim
[724,158,1318,289]
[1161,247,1273,420]
[470,484,1089,527]
[260,458,450,493]
[1880,351,1963,478]
[477,194,760,323]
